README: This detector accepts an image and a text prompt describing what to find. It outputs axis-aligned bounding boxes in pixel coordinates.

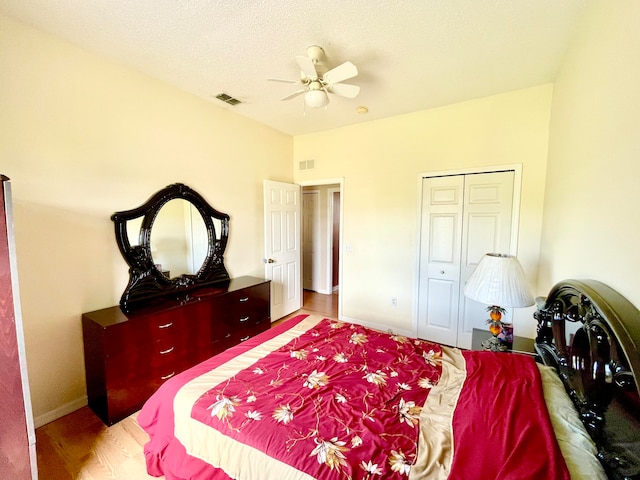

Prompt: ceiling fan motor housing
[306,45,325,63]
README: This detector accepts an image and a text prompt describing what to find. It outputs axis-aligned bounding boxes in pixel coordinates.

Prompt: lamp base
[481,336,509,352]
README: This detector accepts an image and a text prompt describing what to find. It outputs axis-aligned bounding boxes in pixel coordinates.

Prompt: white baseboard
[34,396,87,428]
[339,314,414,338]
[305,287,334,295]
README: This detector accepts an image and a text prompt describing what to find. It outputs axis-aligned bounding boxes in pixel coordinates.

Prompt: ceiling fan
[268,45,360,109]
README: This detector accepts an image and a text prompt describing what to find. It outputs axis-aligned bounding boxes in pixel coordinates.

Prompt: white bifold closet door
[417,171,514,348]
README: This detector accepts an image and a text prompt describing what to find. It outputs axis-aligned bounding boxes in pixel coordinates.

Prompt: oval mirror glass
[150,199,208,278]
[125,217,143,247]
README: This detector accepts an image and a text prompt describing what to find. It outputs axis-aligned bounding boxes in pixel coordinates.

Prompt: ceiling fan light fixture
[305,89,328,108]
[269,45,359,110]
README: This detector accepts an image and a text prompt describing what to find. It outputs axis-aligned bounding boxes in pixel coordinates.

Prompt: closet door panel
[457,171,514,348]
[417,176,464,345]
[429,215,457,262]
[424,278,457,330]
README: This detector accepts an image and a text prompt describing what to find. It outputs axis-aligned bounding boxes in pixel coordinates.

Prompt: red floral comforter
[138,314,569,480]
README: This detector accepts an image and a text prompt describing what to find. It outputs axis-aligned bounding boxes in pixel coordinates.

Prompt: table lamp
[464,253,534,351]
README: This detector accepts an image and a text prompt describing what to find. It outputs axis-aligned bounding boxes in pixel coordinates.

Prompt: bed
[138,279,640,479]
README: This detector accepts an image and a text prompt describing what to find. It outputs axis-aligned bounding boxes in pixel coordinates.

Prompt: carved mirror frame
[112,183,230,312]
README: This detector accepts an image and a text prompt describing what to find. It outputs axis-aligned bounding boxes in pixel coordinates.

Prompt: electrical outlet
[391,297,398,307]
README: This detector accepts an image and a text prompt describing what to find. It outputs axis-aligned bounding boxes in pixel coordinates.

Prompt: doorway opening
[300,180,342,318]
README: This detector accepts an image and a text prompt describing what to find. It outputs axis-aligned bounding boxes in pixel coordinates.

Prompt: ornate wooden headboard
[534,279,640,479]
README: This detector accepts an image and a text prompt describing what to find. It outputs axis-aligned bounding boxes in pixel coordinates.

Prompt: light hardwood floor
[36,290,338,479]
[279,289,338,322]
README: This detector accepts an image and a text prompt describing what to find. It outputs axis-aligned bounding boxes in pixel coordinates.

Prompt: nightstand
[471,328,536,356]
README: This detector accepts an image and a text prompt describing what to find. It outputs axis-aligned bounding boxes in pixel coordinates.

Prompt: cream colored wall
[294,85,552,338]
[0,15,292,425]
[540,0,640,310]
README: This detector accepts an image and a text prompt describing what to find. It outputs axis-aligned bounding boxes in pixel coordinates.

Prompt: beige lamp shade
[464,253,534,307]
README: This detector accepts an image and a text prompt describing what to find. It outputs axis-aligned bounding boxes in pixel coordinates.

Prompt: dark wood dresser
[82,276,270,425]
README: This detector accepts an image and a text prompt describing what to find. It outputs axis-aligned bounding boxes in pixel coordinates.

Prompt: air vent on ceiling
[299,159,316,171]
[215,93,241,106]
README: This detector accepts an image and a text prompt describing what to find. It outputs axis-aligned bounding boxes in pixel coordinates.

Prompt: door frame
[302,189,321,292]
[327,186,340,293]
[298,178,344,319]
[413,164,523,337]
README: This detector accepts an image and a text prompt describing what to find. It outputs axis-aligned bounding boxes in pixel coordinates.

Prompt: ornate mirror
[112,183,230,312]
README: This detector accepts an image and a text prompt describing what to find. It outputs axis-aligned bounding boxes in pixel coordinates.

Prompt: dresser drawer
[104,300,212,351]
[105,343,174,381]
[102,312,176,356]
[226,283,270,325]
[102,319,152,356]
[234,318,270,343]
[105,373,167,423]
[210,321,234,356]
[83,276,270,425]
[226,284,269,307]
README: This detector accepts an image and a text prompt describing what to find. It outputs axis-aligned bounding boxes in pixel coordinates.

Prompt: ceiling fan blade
[267,78,298,84]
[328,83,360,99]
[280,89,307,101]
[295,55,318,80]
[322,61,358,85]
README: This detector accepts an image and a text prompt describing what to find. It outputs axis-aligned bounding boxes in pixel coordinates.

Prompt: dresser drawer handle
[239,316,250,323]
[158,322,173,329]
[161,371,175,380]
[160,347,174,355]
[239,297,249,302]
[240,335,251,342]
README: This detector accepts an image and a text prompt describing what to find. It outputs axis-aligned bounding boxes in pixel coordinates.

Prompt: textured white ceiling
[0,0,590,136]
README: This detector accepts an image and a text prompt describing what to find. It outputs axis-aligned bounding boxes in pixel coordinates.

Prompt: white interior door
[417,171,515,347]
[417,175,464,346]
[263,180,302,320]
